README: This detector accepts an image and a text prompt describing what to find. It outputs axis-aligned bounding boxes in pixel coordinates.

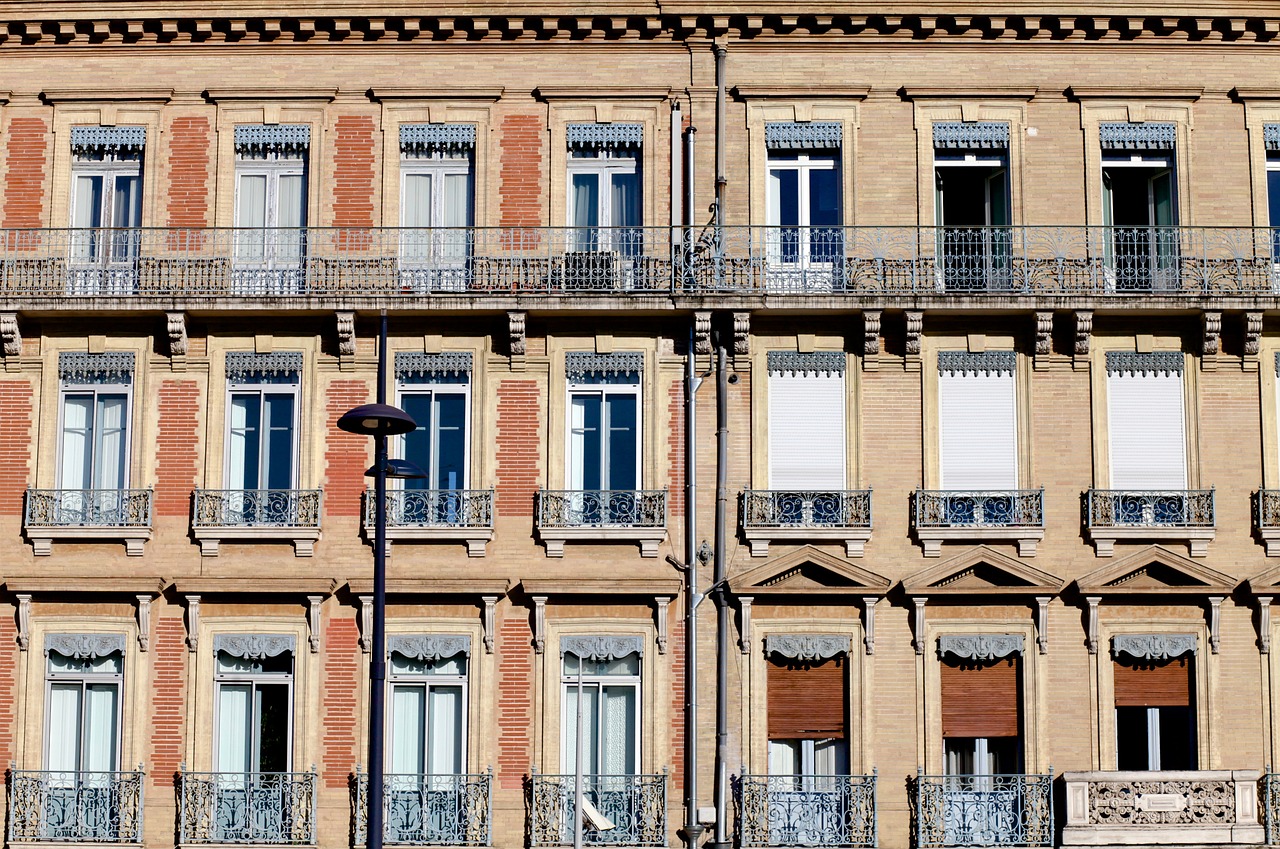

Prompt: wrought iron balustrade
[736,773,877,848]
[536,490,667,529]
[192,489,322,528]
[23,489,152,528]
[1086,489,1215,529]
[7,768,145,843]
[178,770,316,845]
[1265,772,1280,844]
[528,772,667,846]
[352,769,492,846]
[914,490,1043,529]
[1257,490,1280,530]
[914,773,1053,848]
[364,489,494,529]
[741,490,872,529]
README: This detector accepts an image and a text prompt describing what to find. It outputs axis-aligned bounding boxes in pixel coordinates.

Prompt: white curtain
[441,173,470,260]
[113,175,142,228]
[60,395,93,490]
[390,685,425,775]
[228,395,252,491]
[84,684,118,772]
[47,683,82,772]
[94,395,126,490]
[427,685,463,776]
[611,173,640,228]
[236,174,267,263]
[599,686,636,775]
[72,175,103,263]
[276,174,305,264]
[768,740,799,777]
[569,396,591,491]
[561,684,600,775]
[217,684,251,774]
[402,173,432,262]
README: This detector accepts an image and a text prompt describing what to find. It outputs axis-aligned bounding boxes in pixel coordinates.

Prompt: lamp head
[365,458,429,480]
[337,403,417,437]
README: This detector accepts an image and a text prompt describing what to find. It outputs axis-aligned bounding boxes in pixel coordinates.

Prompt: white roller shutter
[938,354,1018,489]
[768,356,846,490]
[1107,356,1186,490]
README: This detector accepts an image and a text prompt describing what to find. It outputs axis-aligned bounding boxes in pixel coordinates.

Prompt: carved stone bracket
[508,311,526,369]
[166,311,188,358]
[46,633,127,658]
[913,597,927,655]
[307,595,323,653]
[863,310,881,370]
[655,596,670,654]
[1086,596,1100,655]
[136,595,153,652]
[1075,311,1093,357]
[733,312,750,359]
[359,596,373,654]
[1246,312,1264,357]
[388,634,471,660]
[1202,312,1221,370]
[765,633,850,661]
[532,596,547,654]
[1111,633,1198,661]
[694,312,712,358]
[1,312,21,357]
[1259,597,1273,654]
[185,595,200,653]
[1209,596,1223,654]
[861,596,878,655]
[336,311,355,357]
[1036,596,1050,655]
[938,634,1024,661]
[213,633,296,659]
[1035,311,1053,357]
[738,596,753,655]
[16,594,30,650]
[561,634,644,661]
[905,311,923,357]
[481,595,498,654]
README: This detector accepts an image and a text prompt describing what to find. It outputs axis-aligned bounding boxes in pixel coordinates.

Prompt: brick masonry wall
[324,380,369,517]
[322,617,361,788]
[668,617,685,791]
[498,114,543,226]
[164,116,212,227]
[149,617,186,787]
[0,381,32,515]
[667,378,685,517]
[496,613,531,790]
[331,115,376,227]
[2,118,47,227]
[0,617,15,771]
[495,380,540,518]
[155,380,200,517]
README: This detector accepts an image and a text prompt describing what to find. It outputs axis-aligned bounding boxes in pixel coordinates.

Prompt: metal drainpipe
[711,336,730,849]
[714,45,727,232]
[681,323,702,849]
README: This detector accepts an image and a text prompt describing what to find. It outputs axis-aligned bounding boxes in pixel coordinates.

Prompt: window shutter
[1114,656,1193,708]
[938,369,1017,489]
[769,372,845,489]
[1108,371,1186,489]
[941,656,1020,738]
[767,657,846,739]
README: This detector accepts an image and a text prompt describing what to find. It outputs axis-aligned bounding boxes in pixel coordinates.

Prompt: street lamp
[337,310,425,849]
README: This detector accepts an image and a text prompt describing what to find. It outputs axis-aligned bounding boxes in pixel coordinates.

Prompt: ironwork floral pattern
[353,770,492,846]
[765,351,847,377]
[914,773,1053,848]
[742,490,871,528]
[1104,351,1184,377]
[193,489,320,528]
[400,123,477,156]
[1099,122,1176,150]
[58,352,135,384]
[914,490,1043,529]
[369,489,494,529]
[566,124,643,151]
[8,769,144,843]
[529,773,666,846]
[70,126,146,157]
[25,489,152,528]
[1087,489,1214,528]
[225,352,303,383]
[179,770,316,844]
[765,122,843,150]
[395,351,473,382]
[933,122,1009,150]
[537,490,666,528]
[565,352,643,382]
[736,773,877,847]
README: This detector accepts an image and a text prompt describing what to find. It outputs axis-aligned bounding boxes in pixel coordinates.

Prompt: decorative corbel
[655,596,670,654]
[1202,312,1221,371]
[508,311,526,370]
[15,594,31,650]
[532,596,547,654]
[359,596,373,653]
[861,596,878,655]
[1259,596,1273,654]
[136,595,153,652]
[1208,596,1223,654]
[694,311,712,357]
[732,312,750,359]
[904,311,923,357]
[1245,312,1264,357]
[336,311,356,357]
[1074,311,1093,357]
[1086,596,1101,655]
[185,595,201,653]
[862,311,880,371]
[1,312,21,358]
[1035,596,1050,655]
[481,595,498,654]
[307,595,323,653]
[1034,312,1053,357]
[912,597,926,655]
[738,596,753,654]
[166,311,188,357]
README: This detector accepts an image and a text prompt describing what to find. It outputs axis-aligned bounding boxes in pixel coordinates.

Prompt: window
[388,639,468,777]
[933,122,1011,292]
[566,124,642,258]
[400,124,474,292]
[766,642,848,778]
[59,353,134,494]
[765,122,842,290]
[767,352,846,492]
[940,649,1022,776]
[224,353,302,492]
[560,639,641,777]
[1106,352,1187,520]
[566,353,641,503]
[214,637,294,775]
[45,636,125,776]
[1266,125,1280,260]
[68,126,145,295]
[1113,638,1196,770]
[1100,122,1178,291]
[936,351,1019,525]
[396,352,471,493]
[233,125,309,293]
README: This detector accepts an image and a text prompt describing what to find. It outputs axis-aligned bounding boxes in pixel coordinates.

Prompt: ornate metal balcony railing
[741,490,872,529]
[192,489,322,528]
[1265,772,1280,844]
[913,489,1044,529]
[1257,491,1280,530]
[352,769,492,846]
[736,773,877,848]
[7,768,145,843]
[364,489,494,528]
[178,770,316,845]
[528,772,667,846]
[1086,489,1215,528]
[23,489,152,528]
[1,226,1277,298]
[536,490,667,529]
[914,773,1053,848]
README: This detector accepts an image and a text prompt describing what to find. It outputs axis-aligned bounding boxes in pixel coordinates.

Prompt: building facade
[0,4,1279,849]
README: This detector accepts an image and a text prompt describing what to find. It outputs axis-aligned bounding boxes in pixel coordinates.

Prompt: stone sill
[1258,527,1280,556]
[1062,825,1265,846]
[192,526,321,557]
[914,526,1044,557]
[1086,526,1215,557]
[744,526,872,558]
[26,526,152,556]
[362,523,494,557]
[537,526,667,558]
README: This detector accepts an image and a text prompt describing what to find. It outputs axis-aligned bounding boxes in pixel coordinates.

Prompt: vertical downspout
[671,100,684,279]
[681,323,702,849]
[714,45,727,233]
[711,338,730,849]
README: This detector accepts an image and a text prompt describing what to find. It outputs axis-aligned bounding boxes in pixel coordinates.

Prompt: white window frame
[937,361,1019,491]
[44,648,125,772]
[395,377,472,491]
[400,154,474,230]
[69,152,143,232]
[1106,368,1188,490]
[766,151,841,260]
[233,151,308,277]
[565,149,641,230]
[57,380,133,491]
[564,374,643,492]
[386,650,470,775]
[212,649,295,774]
[558,651,642,775]
[1267,153,1280,263]
[224,374,302,491]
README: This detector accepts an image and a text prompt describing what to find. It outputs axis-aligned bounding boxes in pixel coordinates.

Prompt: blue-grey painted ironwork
[566,123,643,150]
[765,634,849,661]
[741,489,871,529]
[914,490,1043,529]
[933,122,1009,150]
[353,769,492,846]
[24,489,152,528]
[765,122,843,150]
[914,772,1053,848]
[225,351,303,383]
[400,124,477,156]
[561,635,644,661]
[212,634,296,659]
[395,352,473,382]
[178,769,316,844]
[528,772,667,846]
[233,124,311,156]
[366,489,494,529]
[1265,773,1280,844]
[1267,125,1280,152]
[1110,633,1197,661]
[565,351,643,382]
[536,489,666,528]
[1259,490,1280,529]
[736,773,876,848]
[1086,489,1214,528]
[1099,122,1176,150]
[45,633,127,659]
[8,768,145,843]
[765,351,847,376]
[936,351,1017,377]
[59,352,135,384]
[1104,351,1184,376]
[193,489,321,528]
[387,634,471,661]
[70,126,146,156]
[937,635,1023,662]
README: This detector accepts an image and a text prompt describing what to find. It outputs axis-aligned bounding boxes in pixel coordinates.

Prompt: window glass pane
[1115,707,1151,770]
[60,395,94,490]
[47,683,83,772]
[570,395,602,491]
[402,394,433,491]
[562,652,639,677]
[48,650,122,675]
[771,168,799,227]
[571,173,599,229]
[1158,706,1196,770]
[391,652,467,676]
[600,685,637,774]
[256,683,290,772]
[263,394,295,490]
[435,393,466,490]
[812,738,848,775]
[83,683,119,772]
[113,174,142,229]
[427,685,464,775]
[611,171,641,228]
[217,650,293,675]
[809,167,840,227]
[229,394,261,491]
[390,685,426,775]
[93,395,127,490]
[1269,167,1280,258]
[605,394,637,491]
[561,683,600,775]
[217,684,251,773]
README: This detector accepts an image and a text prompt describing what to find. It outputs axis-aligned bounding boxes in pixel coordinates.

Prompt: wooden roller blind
[767,657,846,739]
[1114,656,1193,707]
[941,656,1020,739]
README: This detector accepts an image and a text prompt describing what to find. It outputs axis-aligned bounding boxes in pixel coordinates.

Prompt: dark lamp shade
[337,403,418,437]
[366,458,429,479]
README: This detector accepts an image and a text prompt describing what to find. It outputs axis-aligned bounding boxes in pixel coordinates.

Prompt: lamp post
[337,310,425,849]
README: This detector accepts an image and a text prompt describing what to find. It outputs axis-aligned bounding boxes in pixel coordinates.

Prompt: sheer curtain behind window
[427,686,463,776]
[84,685,119,772]
[93,396,126,490]
[236,175,267,264]
[217,684,251,775]
[47,684,82,773]
[599,686,636,774]
[276,175,305,265]
[391,686,425,775]
[60,396,93,490]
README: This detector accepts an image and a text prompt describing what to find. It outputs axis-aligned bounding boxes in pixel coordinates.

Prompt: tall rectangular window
[1266,125,1280,260]
[59,353,134,493]
[400,124,475,292]
[388,638,469,777]
[214,637,294,775]
[933,121,1011,292]
[1113,638,1196,770]
[767,352,846,490]
[938,351,1018,490]
[566,353,642,494]
[566,123,642,258]
[1106,352,1187,491]
[68,127,145,295]
[560,639,642,777]
[396,353,471,493]
[766,642,848,777]
[1100,122,1178,291]
[225,353,302,492]
[234,125,309,293]
[765,122,842,291]
[45,636,125,775]
[940,645,1022,776]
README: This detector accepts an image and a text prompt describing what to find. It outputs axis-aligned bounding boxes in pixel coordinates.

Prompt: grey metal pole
[681,324,702,849]
[368,310,389,849]
[711,340,730,849]
[573,659,585,849]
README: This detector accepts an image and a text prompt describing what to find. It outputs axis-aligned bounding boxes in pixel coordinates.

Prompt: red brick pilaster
[322,617,361,787]
[0,380,32,515]
[495,380,540,517]
[0,617,16,768]
[165,116,212,227]
[324,380,370,517]
[496,613,532,789]
[499,115,544,226]
[150,618,187,786]
[3,118,49,228]
[331,116,377,227]
[155,380,199,517]
[666,378,685,516]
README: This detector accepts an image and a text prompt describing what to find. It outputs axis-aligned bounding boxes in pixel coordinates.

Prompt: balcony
[528,773,667,847]
[1062,770,1264,846]
[191,489,323,557]
[914,773,1053,848]
[178,769,316,845]
[23,488,152,556]
[1255,490,1280,556]
[740,489,873,557]
[1085,489,1216,557]
[912,489,1045,557]
[1264,773,1280,845]
[352,770,492,846]
[735,773,877,848]
[535,489,667,557]
[362,489,495,557]
[7,768,144,844]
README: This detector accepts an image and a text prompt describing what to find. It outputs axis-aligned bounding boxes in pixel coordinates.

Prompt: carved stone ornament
[863,311,881,356]
[70,125,146,156]
[560,635,644,661]
[1111,633,1198,661]
[566,351,643,383]
[388,634,472,661]
[136,595,152,652]
[767,350,846,377]
[694,312,712,356]
[185,595,201,653]
[566,123,643,151]
[213,633,296,659]
[765,121,842,150]
[1074,311,1093,355]
[336,311,355,357]
[1099,121,1176,151]
[166,312,188,357]
[225,351,303,383]
[733,312,750,357]
[59,351,135,385]
[508,311,526,357]
[1,312,20,357]
[765,634,850,661]
[937,350,1016,377]
[937,634,1024,661]
[234,124,311,157]
[400,123,477,156]
[396,351,473,382]
[16,594,31,650]
[359,596,373,654]
[1267,124,1280,152]
[1202,312,1221,356]
[1246,312,1263,356]
[933,121,1009,150]
[46,633,127,659]
[1105,351,1184,377]
[905,311,923,356]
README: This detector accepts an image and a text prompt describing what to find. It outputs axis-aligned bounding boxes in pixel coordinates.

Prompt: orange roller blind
[941,656,1020,739]
[767,657,846,739]
[1114,656,1193,707]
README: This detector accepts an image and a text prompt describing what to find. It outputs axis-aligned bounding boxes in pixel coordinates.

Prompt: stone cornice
[1232,87,1280,101]
[520,578,682,596]
[534,86,672,101]
[4,576,168,594]
[733,85,870,100]
[171,577,340,595]
[42,88,173,103]
[204,87,338,103]
[345,578,513,595]
[901,85,1037,101]
[1067,85,1205,101]
[370,86,506,102]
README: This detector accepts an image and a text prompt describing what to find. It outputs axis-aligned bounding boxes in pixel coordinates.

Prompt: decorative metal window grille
[1099,122,1176,151]
[565,351,643,382]
[766,350,846,377]
[937,350,1017,377]
[560,635,644,661]
[566,123,643,151]
[59,352,135,385]
[1274,350,1280,377]
[395,351,473,381]
[1110,633,1197,660]
[1267,124,1280,152]
[937,634,1023,661]
[234,124,311,157]
[70,125,146,157]
[1104,351,1184,377]
[45,633,127,659]
[213,633,296,659]
[764,634,849,661]
[225,351,303,383]
[932,121,1009,150]
[765,121,843,150]
[400,123,477,156]
[388,634,471,660]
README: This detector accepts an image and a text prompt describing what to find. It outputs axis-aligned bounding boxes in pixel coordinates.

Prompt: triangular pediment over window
[1247,563,1280,596]
[1075,545,1234,596]
[728,546,891,596]
[902,545,1064,596]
